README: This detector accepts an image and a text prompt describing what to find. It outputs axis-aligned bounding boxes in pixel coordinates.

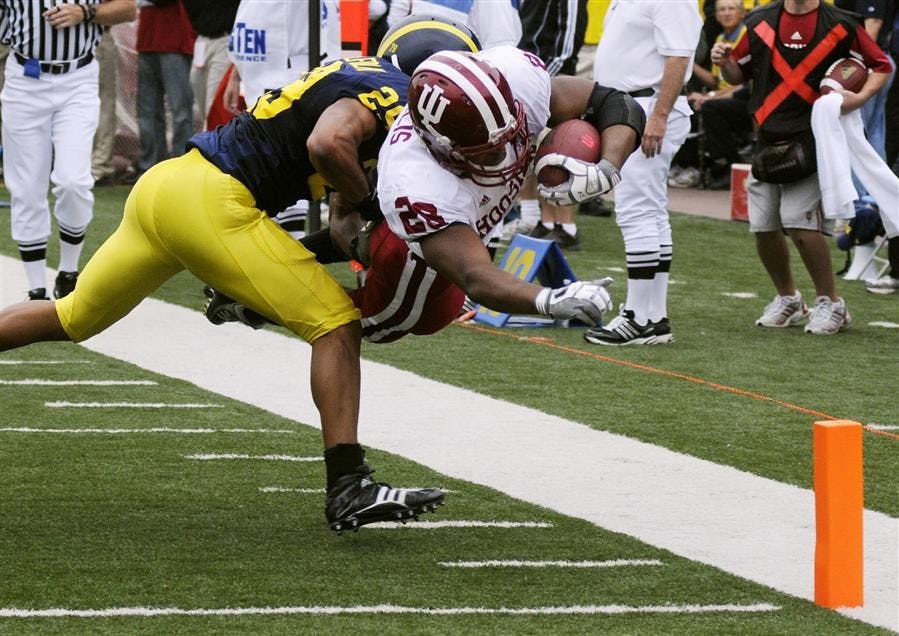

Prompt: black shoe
[93,174,116,187]
[707,173,731,191]
[528,223,554,239]
[551,224,581,251]
[584,308,657,346]
[53,271,78,299]
[325,465,445,533]
[27,287,48,301]
[204,291,268,329]
[579,197,613,217]
[650,317,674,343]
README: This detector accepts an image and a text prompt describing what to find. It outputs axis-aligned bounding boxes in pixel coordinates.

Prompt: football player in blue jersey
[0,17,481,534]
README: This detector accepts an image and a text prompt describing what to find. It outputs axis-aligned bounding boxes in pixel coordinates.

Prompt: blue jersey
[189,56,408,215]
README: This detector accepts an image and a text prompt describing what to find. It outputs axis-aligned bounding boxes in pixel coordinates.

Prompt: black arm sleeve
[299,229,350,264]
[584,84,645,151]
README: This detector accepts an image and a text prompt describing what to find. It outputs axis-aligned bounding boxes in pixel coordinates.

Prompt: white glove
[535,278,614,325]
[536,156,621,206]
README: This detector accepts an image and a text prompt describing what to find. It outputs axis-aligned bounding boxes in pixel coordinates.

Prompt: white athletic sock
[59,241,84,273]
[560,223,577,235]
[648,273,669,322]
[24,259,47,291]
[519,198,541,226]
[624,278,653,325]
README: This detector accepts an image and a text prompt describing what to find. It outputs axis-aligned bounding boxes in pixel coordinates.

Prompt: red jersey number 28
[396,196,447,235]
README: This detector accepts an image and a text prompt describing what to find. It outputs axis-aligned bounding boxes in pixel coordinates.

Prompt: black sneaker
[53,271,78,299]
[650,317,674,343]
[583,308,657,346]
[27,288,48,301]
[325,465,445,533]
[528,223,554,239]
[551,224,581,251]
[204,291,268,329]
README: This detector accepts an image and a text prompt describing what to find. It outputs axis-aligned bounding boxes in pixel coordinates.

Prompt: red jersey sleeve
[850,25,892,74]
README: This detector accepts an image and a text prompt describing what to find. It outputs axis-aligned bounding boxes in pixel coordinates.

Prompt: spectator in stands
[688,0,753,190]
[92,29,119,186]
[182,0,239,131]
[520,0,590,249]
[131,1,196,181]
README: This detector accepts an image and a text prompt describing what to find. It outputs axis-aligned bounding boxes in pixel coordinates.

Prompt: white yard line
[366,521,553,529]
[1,258,896,631]
[1,379,156,385]
[45,402,223,408]
[869,321,899,329]
[439,559,663,568]
[259,486,325,493]
[0,360,93,364]
[0,427,295,434]
[184,453,321,462]
[0,603,781,618]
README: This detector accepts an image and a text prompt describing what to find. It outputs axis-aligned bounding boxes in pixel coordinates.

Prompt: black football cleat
[203,291,268,329]
[53,271,78,299]
[325,465,445,534]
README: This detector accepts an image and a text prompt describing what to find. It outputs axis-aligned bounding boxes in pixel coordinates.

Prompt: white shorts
[747,173,834,235]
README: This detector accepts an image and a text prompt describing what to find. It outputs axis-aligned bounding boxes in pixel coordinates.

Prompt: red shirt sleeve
[732,29,753,79]
[850,24,892,74]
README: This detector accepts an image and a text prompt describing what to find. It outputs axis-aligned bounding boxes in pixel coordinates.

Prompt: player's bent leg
[0,300,70,350]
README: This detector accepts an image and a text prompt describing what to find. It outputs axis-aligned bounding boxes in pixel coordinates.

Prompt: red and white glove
[536,156,620,206]
[535,278,614,325]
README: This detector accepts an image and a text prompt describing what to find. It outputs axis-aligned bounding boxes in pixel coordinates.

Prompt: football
[535,119,602,188]
[819,57,868,95]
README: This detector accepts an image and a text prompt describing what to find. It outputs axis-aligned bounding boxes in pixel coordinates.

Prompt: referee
[0,0,135,300]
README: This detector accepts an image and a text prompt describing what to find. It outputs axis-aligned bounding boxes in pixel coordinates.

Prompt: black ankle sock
[324,443,365,490]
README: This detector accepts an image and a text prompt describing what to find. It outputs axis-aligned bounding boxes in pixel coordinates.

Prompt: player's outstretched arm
[419,225,611,324]
[307,98,379,208]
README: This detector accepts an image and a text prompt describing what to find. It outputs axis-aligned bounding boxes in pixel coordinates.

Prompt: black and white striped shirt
[0,0,102,62]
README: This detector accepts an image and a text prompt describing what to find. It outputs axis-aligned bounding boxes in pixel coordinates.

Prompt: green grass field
[1,183,896,634]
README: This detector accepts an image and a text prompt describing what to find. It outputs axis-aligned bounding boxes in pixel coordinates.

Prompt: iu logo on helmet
[416,85,451,128]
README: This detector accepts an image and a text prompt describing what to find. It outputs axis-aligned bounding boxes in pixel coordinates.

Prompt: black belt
[628,86,689,98]
[14,52,94,75]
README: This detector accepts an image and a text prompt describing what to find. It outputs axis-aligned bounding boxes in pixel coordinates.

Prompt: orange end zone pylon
[813,419,864,609]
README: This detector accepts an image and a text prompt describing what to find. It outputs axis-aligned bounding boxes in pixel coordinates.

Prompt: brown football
[820,57,868,95]
[535,119,602,188]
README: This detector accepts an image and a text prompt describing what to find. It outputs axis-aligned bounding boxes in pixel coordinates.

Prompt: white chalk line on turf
[0,360,93,365]
[1,379,156,386]
[366,520,552,529]
[258,486,458,494]
[721,292,757,299]
[868,321,899,329]
[45,401,223,408]
[185,453,321,462]
[0,603,781,618]
[867,423,898,431]
[439,559,663,569]
[0,427,295,435]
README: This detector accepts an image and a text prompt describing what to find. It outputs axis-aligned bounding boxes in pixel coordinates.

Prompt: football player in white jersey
[359,45,644,340]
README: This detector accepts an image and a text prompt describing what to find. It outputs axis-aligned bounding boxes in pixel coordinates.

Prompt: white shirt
[378,46,551,257]
[387,0,522,49]
[593,0,701,94]
[229,0,342,108]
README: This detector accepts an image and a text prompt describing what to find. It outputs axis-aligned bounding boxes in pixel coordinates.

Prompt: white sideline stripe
[869,321,899,329]
[721,292,757,299]
[1,379,156,386]
[0,603,781,618]
[867,423,899,431]
[366,521,552,529]
[45,402,223,408]
[0,360,93,365]
[440,559,663,569]
[0,427,295,435]
[185,453,321,462]
[1,257,893,631]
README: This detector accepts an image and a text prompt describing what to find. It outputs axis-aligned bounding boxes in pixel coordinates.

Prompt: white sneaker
[804,296,852,335]
[756,292,808,327]
[671,166,701,188]
[865,275,899,295]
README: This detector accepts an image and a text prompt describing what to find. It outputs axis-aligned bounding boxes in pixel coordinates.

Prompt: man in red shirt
[132,1,197,179]
[712,0,891,335]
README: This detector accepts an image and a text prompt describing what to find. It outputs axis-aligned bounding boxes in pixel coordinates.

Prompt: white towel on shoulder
[811,92,899,236]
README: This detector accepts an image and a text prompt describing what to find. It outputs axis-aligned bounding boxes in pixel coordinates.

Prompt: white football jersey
[378,45,551,258]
